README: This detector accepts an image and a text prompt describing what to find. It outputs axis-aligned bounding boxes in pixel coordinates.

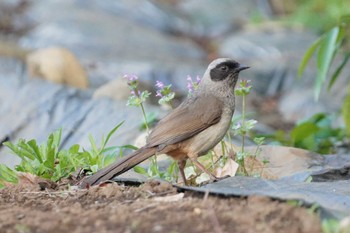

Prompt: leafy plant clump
[285,9,350,155]
[0,122,125,188]
[263,113,345,154]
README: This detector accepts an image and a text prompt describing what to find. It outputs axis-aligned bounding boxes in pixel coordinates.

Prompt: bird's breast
[183,106,234,158]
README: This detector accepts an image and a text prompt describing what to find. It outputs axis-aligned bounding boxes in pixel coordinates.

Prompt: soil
[0,179,322,233]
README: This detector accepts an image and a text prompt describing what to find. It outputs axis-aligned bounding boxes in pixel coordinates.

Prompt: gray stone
[0,59,162,168]
[180,177,350,219]
[76,0,272,38]
[219,26,318,96]
[18,0,206,92]
[177,0,268,37]
[21,0,204,64]
[76,0,191,36]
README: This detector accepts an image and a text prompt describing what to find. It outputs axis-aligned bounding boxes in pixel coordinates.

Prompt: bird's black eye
[220,65,228,72]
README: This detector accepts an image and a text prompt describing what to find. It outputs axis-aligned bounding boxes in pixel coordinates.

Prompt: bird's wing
[146,94,224,147]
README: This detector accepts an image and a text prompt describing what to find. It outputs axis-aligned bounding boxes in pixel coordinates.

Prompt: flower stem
[140,102,149,135]
[241,94,248,175]
[241,95,246,153]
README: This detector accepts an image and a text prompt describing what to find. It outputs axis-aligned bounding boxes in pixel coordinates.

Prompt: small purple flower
[155,80,164,97]
[155,80,164,89]
[187,76,194,92]
[156,90,162,97]
[187,75,201,93]
[131,89,141,96]
[124,74,138,81]
[240,79,251,88]
[124,74,139,87]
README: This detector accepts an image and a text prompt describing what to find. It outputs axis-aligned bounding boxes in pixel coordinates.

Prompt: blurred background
[0,0,349,167]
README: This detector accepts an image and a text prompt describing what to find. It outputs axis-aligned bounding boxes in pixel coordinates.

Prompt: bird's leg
[178,159,188,186]
[190,157,218,181]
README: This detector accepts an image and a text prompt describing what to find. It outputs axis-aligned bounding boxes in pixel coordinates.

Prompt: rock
[217,25,350,123]
[77,0,190,36]
[219,25,317,96]
[26,47,89,89]
[77,0,272,38]
[0,0,33,36]
[245,145,324,180]
[19,0,205,92]
[0,63,162,168]
[93,77,154,102]
[340,216,350,233]
[93,78,130,101]
[180,177,350,219]
[177,0,268,37]
[21,0,205,64]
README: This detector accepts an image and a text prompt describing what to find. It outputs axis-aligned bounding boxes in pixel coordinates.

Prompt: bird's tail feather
[79,147,156,187]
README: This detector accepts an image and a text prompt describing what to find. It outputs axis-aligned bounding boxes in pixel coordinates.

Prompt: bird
[79,58,249,187]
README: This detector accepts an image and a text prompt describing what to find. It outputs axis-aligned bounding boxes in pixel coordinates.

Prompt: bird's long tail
[79,147,156,188]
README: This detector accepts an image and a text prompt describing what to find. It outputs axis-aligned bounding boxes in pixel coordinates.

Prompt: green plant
[263,113,344,154]
[322,219,340,233]
[124,74,161,177]
[232,80,264,175]
[81,121,127,173]
[298,14,350,136]
[0,122,124,185]
[284,0,350,33]
[0,164,18,188]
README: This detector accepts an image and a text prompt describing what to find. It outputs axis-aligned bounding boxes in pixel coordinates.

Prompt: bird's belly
[184,113,232,157]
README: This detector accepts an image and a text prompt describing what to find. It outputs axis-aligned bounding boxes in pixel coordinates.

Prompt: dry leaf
[215,158,238,178]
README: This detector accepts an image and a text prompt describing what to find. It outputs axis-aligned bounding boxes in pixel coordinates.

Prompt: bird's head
[199,58,249,94]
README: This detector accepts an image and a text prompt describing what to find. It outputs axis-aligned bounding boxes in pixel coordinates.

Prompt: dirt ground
[0,178,322,233]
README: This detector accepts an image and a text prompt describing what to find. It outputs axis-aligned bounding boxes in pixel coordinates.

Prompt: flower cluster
[186,75,201,94]
[155,80,175,106]
[234,79,252,96]
[124,74,151,107]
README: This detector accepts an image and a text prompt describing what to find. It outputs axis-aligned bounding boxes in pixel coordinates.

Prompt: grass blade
[342,91,350,136]
[298,37,322,77]
[103,121,124,149]
[328,53,350,91]
[315,27,339,100]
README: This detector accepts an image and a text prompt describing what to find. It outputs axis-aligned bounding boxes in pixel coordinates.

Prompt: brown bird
[79,58,249,187]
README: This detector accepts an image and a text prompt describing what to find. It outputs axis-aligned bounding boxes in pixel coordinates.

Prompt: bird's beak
[237,65,250,72]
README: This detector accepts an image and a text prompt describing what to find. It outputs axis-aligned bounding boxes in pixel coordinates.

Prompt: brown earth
[0,179,322,233]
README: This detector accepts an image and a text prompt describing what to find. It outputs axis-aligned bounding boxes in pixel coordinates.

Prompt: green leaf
[88,134,99,155]
[68,144,80,154]
[4,140,33,161]
[102,153,116,167]
[339,14,350,25]
[291,122,319,145]
[342,91,350,136]
[102,121,124,149]
[90,164,99,173]
[133,166,147,175]
[119,144,139,150]
[27,140,43,163]
[315,27,339,100]
[322,219,340,233]
[298,37,322,77]
[16,142,37,160]
[328,53,350,91]
[0,164,18,184]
